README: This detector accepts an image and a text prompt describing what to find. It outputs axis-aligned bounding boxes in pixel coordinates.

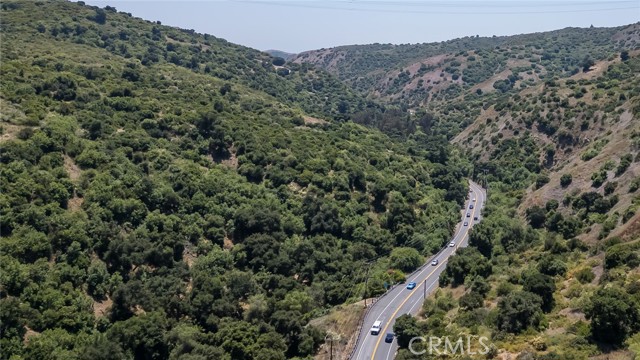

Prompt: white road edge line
[385,338,395,360]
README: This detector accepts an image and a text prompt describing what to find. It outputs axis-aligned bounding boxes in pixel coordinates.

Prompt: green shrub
[496,281,515,296]
[581,148,599,161]
[605,243,640,270]
[575,267,595,284]
[630,177,640,193]
[536,173,550,189]
[495,291,544,333]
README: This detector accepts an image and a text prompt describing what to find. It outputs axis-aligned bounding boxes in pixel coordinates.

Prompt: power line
[233,0,640,14]
[351,0,637,5]
[270,0,639,7]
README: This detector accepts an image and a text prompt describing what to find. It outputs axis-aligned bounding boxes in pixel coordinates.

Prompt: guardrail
[346,249,447,360]
[346,280,404,360]
[345,298,375,360]
[346,237,459,360]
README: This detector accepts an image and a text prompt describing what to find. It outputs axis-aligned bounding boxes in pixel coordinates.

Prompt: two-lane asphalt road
[351,180,487,360]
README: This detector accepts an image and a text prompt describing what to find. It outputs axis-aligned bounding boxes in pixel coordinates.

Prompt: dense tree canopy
[439,247,492,287]
[495,291,544,334]
[585,287,640,346]
[522,272,556,313]
[3,2,640,360]
[0,2,469,359]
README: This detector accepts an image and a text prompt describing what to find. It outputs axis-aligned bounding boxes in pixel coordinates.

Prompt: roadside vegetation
[1,1,639,359]
[0,2,470,359]
[296,18,640,360]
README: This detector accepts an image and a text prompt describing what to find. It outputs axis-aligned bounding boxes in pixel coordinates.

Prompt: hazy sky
[83,0,639,53]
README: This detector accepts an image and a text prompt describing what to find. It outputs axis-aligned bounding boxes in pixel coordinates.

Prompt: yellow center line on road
[369,185,482,360]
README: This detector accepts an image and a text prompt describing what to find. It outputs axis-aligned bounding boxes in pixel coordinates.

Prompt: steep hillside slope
[454,52,640,243]
[293,24,640,109]
[0,2,470,359]
[293,24,640,140]
[391,54,640,360]
[292,23,640,244]
[292,20,640,360]
[2,1,382,122]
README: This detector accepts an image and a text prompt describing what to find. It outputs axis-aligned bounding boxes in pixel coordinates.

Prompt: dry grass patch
[23,326,40,345]
[0,123,33,143]
[182,247,197,268]
[589,350,635,360]
[310,301,366,360]
[558,308,587,322]
[223,236,234,250]
[63,155,81,183]
[303,116,328,125]
[93,296,113,318]
[67,196,84,212]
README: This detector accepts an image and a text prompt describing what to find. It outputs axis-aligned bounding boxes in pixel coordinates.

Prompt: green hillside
[293,24,640,136]
[388,55,640,360]
[0,1,469,359]
[2,1,640,360]
[292,21,640,360]
[293,24,639,97]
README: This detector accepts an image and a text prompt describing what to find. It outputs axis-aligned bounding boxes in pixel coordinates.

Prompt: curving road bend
[351,180,487,360]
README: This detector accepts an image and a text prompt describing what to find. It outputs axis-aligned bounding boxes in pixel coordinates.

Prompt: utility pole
[423,279,427,299]
[325,332,340,360]
[363,262,371,307]
[482,168,489,198]
[324,334,333,360]
[330,338,333,360]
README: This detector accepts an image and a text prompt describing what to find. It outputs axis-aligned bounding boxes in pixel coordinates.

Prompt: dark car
[469,204,474,209]
[385,333,394,343]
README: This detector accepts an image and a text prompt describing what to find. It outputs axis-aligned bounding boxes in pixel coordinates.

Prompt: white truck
[370,320,382,335]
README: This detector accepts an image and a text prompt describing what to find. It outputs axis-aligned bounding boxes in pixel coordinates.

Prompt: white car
[431,259,439,266]
[370,320,382,335]
[449,241,455,247]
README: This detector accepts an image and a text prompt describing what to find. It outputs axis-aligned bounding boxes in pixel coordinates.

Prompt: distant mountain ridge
[265,49,297,61]
[292,23,640,108]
